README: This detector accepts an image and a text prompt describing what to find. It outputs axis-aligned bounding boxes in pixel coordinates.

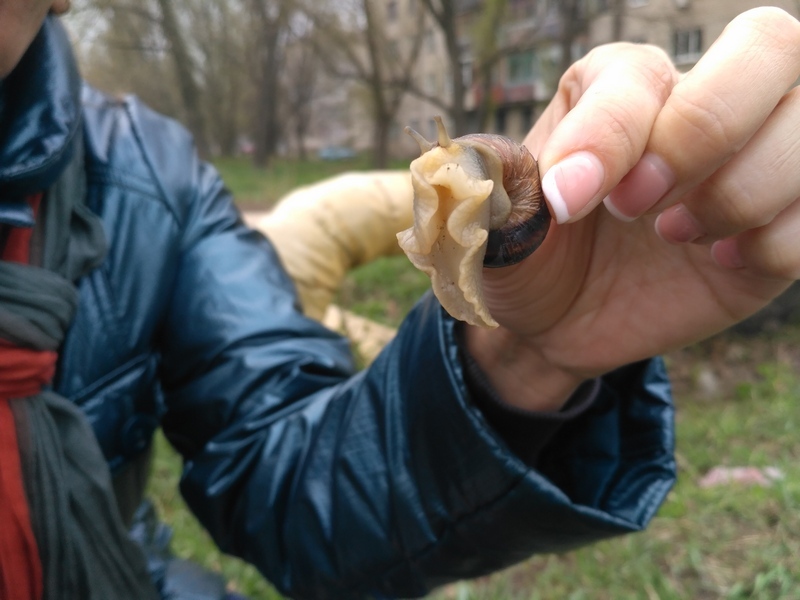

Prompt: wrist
[463,324,586,412]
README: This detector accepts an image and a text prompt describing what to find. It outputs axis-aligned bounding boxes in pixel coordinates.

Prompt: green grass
[335,255,431,328]
[215,155,409,208]
[147,157,800,598]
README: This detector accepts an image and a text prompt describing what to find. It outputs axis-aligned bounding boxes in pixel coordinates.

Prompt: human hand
[466,7,800,411]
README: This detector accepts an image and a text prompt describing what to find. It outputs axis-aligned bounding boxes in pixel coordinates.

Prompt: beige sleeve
[244,170,413,322]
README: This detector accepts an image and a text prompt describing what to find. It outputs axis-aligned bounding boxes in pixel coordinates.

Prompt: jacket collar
[0,17,82,226]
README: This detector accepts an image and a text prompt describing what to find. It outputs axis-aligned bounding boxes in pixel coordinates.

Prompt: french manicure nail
[655,204,704,244]
[712,239,745,269]
[541,152,605,224]
[603,195,635,222]
[605,153,675,221]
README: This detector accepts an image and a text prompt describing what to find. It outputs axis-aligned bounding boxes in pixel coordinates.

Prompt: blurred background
[65,0,800,169]
[61,1,800,598]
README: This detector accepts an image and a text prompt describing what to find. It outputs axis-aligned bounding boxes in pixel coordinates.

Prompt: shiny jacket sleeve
[151,130,676,599]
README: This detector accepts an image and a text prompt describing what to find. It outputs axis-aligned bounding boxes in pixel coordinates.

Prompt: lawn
[214,154,409,209]
[146,157,800,599]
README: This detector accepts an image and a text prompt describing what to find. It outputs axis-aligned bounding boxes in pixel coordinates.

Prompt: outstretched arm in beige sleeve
[245,171,413,321]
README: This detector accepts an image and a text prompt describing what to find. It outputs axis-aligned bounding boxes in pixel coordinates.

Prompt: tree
[249,0,294,168]
[193,0,250,157]
[74,0,250,159]
[305,0,425,168]
[417,0,467,134]
[283,37,319,160]
[72,0,292,163]
[155,0,211,157]
[470,0,507,131]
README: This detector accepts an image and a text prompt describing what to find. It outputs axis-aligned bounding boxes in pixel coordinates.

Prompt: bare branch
[94,1,161,24]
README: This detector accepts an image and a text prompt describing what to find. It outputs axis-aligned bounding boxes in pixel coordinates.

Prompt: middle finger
[606,7,800,221]
[656,86,800,243]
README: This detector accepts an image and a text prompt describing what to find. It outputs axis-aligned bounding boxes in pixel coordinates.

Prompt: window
[425,73,438,95]
[428,119,440,140]
[425,29,436,51]
[673,27,703,63]
[507,50,537,85]
[509,0,537,18]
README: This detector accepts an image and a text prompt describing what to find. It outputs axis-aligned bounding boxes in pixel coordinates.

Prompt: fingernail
[605,153,675,221]
[655,204,704,244]
[541,152,605,224]
[712,239,745,269]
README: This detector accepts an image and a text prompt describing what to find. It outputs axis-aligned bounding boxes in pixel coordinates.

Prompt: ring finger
[655,86,800,243]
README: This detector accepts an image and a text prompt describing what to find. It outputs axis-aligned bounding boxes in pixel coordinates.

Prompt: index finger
[606,7,800,221]
[526,42,678,224]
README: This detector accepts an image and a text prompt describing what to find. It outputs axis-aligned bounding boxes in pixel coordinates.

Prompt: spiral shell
[396,117,550,328]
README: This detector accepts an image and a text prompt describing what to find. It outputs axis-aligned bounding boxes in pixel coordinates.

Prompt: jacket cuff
[454,322,600,467]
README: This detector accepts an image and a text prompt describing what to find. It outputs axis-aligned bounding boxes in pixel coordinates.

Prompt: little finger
[712,196,800,280]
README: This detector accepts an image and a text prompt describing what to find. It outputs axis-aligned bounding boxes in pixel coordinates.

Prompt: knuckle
[586,42,676,94]
[591,97,647,159]
[666,90,742,158]
[632,46,678,102]
[762,245,800,280]
[708,179,770,231]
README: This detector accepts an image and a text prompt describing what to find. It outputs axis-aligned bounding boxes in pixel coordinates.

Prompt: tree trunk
[448,39,467,135]
[558,0,587,76]
[363,0,391,168]
[475,62,494,131]
[372,116,390,169]
[252,51,282,168]
[251,1,286,169]
[611,0,625,42]
[295,119,308,161]
[419,0,466,134]
[156,0,210,158]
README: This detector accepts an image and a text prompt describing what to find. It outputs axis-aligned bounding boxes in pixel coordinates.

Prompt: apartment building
[384,0,800,157]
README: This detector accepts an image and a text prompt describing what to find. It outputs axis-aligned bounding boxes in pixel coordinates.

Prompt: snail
[397,116,551,328]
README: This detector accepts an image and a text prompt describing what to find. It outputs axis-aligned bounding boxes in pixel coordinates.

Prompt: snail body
[397,117,550,328]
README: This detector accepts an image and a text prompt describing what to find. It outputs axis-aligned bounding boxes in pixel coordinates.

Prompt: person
[1,0,799,598]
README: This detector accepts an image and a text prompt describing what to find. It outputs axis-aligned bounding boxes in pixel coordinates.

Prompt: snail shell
[396,117,550,328]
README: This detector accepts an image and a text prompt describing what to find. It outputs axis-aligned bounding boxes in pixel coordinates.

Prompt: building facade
[311,0,800,159]
[400,0,799,156]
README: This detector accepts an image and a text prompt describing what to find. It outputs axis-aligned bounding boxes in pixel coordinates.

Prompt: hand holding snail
[423,7,800,413]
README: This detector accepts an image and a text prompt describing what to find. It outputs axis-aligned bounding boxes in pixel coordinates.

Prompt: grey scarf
[3,132,159,600]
